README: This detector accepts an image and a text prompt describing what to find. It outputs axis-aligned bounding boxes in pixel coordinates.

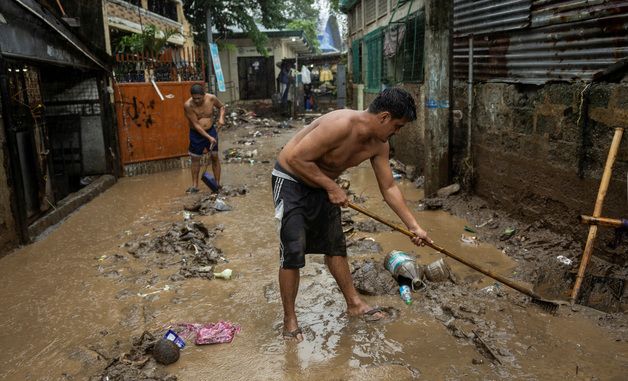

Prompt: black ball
[152,338,180,365]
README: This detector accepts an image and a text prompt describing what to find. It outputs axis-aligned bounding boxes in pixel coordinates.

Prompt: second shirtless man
[184,84,225,193]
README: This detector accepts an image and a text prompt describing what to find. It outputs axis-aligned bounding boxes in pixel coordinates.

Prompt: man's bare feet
[347,303,392,322]
[282,327,304,342]
[283,317,304,342]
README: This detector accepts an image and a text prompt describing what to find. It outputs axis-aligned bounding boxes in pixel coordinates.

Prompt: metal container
[424,258,451,282]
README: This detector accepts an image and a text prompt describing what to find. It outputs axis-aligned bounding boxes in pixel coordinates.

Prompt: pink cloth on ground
[176,321,241,345]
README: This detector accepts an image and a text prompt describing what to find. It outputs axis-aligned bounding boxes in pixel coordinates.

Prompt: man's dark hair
[367,87,417,121]
[191,84,205,95]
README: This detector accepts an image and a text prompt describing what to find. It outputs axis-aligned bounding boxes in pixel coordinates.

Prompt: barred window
[365,0,376,25]
[401,12,425,82]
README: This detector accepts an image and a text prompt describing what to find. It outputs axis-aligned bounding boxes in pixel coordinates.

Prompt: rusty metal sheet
[114,82,195,165]
[453,0,532,37]
[453,0,628,84]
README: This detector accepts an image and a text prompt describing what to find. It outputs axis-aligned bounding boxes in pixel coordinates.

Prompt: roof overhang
[0,0,108,70]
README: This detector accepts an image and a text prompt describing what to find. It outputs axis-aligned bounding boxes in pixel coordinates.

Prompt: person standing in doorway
[272,87,431,341]
[184,83,225,193]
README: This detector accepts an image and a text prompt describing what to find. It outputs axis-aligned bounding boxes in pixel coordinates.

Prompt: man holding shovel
[184,84,225,193]
[272,87,431,341]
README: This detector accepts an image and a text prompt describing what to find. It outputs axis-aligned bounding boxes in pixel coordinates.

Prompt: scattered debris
[500,227,517,241]
[174,321,241,345]
[436,183,461,198]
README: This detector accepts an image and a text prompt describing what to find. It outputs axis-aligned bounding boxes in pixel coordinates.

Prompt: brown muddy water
[0,124,626,380]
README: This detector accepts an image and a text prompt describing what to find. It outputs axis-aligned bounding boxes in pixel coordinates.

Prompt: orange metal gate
[114,81,197,165]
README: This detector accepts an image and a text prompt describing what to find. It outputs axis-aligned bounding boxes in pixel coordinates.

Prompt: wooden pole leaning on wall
[570,127,624,304]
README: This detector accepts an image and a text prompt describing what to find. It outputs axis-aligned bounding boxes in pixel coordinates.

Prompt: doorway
[237,56,275,100]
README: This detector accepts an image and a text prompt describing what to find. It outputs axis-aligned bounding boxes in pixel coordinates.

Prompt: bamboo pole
[578,215,626,228]
[571,127,624,304]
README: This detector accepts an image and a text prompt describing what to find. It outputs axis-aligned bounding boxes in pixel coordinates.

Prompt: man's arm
[283,117,350,205]
[371,146,430,245]
[212,95,226,128]
[184,103,216,147]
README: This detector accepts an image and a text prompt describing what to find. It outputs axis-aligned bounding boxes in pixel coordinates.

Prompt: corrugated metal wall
[453,0,628,84]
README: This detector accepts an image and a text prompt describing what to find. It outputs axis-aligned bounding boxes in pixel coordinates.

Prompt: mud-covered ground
[0,109,627,381]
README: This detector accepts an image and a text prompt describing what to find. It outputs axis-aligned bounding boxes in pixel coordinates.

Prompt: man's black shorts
[271,162,346,269]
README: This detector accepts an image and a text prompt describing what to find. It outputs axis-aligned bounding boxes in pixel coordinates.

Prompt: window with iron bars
[383,11,425,84]
[147,0,178,22]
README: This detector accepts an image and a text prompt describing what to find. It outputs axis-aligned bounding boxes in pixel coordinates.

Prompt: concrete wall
[0,106,18,253]
[352,83,426,172]
[451,81,628,238]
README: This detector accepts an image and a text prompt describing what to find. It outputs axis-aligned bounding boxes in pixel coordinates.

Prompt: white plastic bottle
[399,285,412,305]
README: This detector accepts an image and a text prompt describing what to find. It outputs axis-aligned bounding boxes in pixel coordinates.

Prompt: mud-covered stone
[351,260,398,295]
[152,338,180,365]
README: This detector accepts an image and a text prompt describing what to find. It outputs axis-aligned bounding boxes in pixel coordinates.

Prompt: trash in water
[500,227,516,241]
[384,250,426,291]
[214,268,233,280]
[214,199,232,211]
[464,225,477,233]
[164,329,186,349]
[137,285,170,297]
[475,218,493,228]
[460,234,478,245]
[399,285,412,305]
[183,211,192,220]
[174,321,241,345]
[480,282,501,295]
[424,258,451,282]
[556,255,573,265]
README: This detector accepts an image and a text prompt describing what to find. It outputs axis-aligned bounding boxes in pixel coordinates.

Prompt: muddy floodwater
[1,122,626,380]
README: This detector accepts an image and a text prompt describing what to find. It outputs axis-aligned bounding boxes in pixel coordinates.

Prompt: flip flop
[282,327,303,341]
[362,306,399,323]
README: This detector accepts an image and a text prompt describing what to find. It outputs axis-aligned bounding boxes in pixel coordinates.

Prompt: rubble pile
[183,186,246,215]
[124,221,225,280]
[89,331,176,381]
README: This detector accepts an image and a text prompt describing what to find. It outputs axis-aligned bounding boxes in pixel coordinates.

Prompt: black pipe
[0,52,30,244]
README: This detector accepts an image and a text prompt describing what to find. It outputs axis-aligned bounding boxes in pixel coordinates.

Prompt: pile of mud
[428,193,628,313]
[89,331,177,381]
[124,221,224,280]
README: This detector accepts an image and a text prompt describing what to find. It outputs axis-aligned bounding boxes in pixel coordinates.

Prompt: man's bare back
[278,109,391,186]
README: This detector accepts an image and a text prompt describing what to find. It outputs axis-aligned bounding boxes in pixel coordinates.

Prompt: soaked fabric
[175,321,241,345]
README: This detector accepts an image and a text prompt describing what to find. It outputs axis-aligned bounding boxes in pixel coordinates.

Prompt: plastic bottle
[399,285,412,305]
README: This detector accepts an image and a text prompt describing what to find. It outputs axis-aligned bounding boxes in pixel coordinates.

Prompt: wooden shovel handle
[346,202,541,298]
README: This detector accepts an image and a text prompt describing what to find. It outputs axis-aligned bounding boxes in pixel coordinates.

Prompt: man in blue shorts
[184,84,225,193]
[272,87,432,341]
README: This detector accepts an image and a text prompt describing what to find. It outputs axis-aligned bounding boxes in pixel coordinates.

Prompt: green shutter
[352,39,362,84]
[364,28,383,93]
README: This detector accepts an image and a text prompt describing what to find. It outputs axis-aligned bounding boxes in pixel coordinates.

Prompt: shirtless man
[272,87,431,341]
[184,84,225,193]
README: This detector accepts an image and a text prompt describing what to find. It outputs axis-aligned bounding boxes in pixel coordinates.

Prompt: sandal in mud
[186,187,199,194]
[282,327,303,341]
[362,306,399,323]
